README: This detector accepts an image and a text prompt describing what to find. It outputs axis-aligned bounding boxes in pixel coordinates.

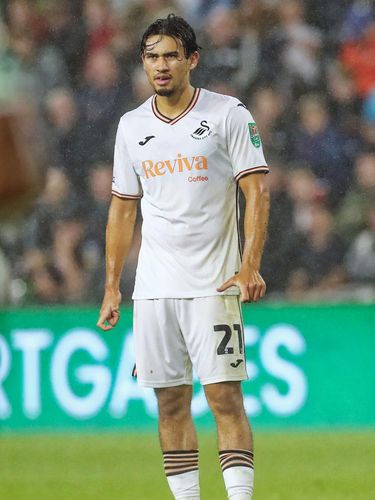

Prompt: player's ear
[189,51,199,70]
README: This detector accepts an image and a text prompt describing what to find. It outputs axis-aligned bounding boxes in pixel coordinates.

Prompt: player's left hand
[217,266,266,303]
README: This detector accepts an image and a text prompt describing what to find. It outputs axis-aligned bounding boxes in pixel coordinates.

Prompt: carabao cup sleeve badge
[248,122,261,148]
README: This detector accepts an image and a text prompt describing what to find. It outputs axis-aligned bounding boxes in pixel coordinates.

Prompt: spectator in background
[336,152,375,243]
[259,0,322,96]
[83,0,119,58]
[23,167,87,303]
[7,29,69,105]
[198,7,258,98]
[129,64,153,108]
[250,86,290,161]
[292,94,352,206]
[76,48,128,166]
[305,0,350,54]
[84,163,112,302]
[44,88,87,191]
[326,62,363,162]
[340,0,375,97]
[5,0,47,43]
[82,161,139,302]
[278,0,322,89]
[86,163,112,247]
[108,10,140,83]
[123,0,182,40]
[0,248,11,305]
[23,167,74,255]
[28,260,65,304]
[238,0,278,39]
[287,165,327,234]
[51,203,87,302]
[189,0,236,27]
[286,205,347,301]
[345,203,375,284]
[327,62,362,134]
[0,21,22,100]
[44,1,87,86]
[361,87,375,149]
[260,162,298,294]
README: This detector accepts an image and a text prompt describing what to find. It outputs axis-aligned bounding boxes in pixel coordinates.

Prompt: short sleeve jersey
[112,88,268,299]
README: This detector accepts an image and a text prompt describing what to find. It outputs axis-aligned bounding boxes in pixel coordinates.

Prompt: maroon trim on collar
[151,96,170,123]
[152,88,201,125]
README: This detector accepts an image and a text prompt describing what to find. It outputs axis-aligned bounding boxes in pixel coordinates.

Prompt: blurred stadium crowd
[1,0,375,305]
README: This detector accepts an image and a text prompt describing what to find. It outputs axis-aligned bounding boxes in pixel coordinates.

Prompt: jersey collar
[151,88,201,125]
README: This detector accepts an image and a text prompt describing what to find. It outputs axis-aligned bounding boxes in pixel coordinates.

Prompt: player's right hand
[97,289,122,331]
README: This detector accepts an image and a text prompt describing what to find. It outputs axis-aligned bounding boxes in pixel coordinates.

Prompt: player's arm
[217,173,270,302]
[97,195,138,330]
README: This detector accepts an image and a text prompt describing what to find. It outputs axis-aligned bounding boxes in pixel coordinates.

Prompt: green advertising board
[0,304,374,432]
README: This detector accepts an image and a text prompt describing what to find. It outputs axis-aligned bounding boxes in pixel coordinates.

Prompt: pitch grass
[0,431,374,500]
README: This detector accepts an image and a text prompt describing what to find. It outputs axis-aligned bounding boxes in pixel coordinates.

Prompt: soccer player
[97,14,269,500]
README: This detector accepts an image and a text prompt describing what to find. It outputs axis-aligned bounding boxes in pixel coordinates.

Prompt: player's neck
[155,85,195,119]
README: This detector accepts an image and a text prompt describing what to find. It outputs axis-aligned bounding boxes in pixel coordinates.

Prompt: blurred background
[1,0,375,306]
[1,1,375,499]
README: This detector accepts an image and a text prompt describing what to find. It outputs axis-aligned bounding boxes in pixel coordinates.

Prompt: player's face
[142,35,199,97]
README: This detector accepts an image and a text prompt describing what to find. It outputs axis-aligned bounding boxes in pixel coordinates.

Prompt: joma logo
[142,154,208,179]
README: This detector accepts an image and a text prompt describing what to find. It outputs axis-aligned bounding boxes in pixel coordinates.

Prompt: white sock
[167,469,200,499]
[223,467,254,499]
[219,449,254,500]
[163,450,200,500]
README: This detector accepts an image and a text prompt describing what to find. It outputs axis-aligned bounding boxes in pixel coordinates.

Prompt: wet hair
[140,13,201,58]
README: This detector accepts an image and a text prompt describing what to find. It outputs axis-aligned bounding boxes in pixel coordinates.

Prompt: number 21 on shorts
[214,323,243,355]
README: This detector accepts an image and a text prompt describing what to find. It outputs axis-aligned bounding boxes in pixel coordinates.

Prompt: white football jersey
[112,88,268,299]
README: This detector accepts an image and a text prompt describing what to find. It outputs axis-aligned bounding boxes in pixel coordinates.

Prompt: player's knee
[156,386,192,420]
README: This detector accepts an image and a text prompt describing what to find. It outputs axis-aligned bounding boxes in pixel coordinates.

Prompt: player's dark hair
[140,14,201,58]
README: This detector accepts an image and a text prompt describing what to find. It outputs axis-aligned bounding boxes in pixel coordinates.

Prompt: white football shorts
[133,296,248,388]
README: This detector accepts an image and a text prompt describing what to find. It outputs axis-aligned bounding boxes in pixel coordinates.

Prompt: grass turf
[0,431,374,499]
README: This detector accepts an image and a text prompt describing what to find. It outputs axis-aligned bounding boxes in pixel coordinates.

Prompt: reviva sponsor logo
[142,153,208,179]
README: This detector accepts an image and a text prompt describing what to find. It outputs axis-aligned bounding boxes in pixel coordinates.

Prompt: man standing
[97,14,269,500]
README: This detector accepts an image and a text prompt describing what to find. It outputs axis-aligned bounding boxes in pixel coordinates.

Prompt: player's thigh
[133,299,192,387]
[180,295,247,385]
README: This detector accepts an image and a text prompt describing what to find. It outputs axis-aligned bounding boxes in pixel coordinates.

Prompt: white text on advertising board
[0,325,307,421]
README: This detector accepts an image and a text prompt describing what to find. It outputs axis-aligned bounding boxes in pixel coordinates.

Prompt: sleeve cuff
[112,190,142,199]
[235,166,269,181]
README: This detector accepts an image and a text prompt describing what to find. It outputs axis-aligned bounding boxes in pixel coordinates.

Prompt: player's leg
[205,382,254,500]
[156,385,197,450]
[178,296,253,499]
[155,385,200,500]
[133,299,200,499]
